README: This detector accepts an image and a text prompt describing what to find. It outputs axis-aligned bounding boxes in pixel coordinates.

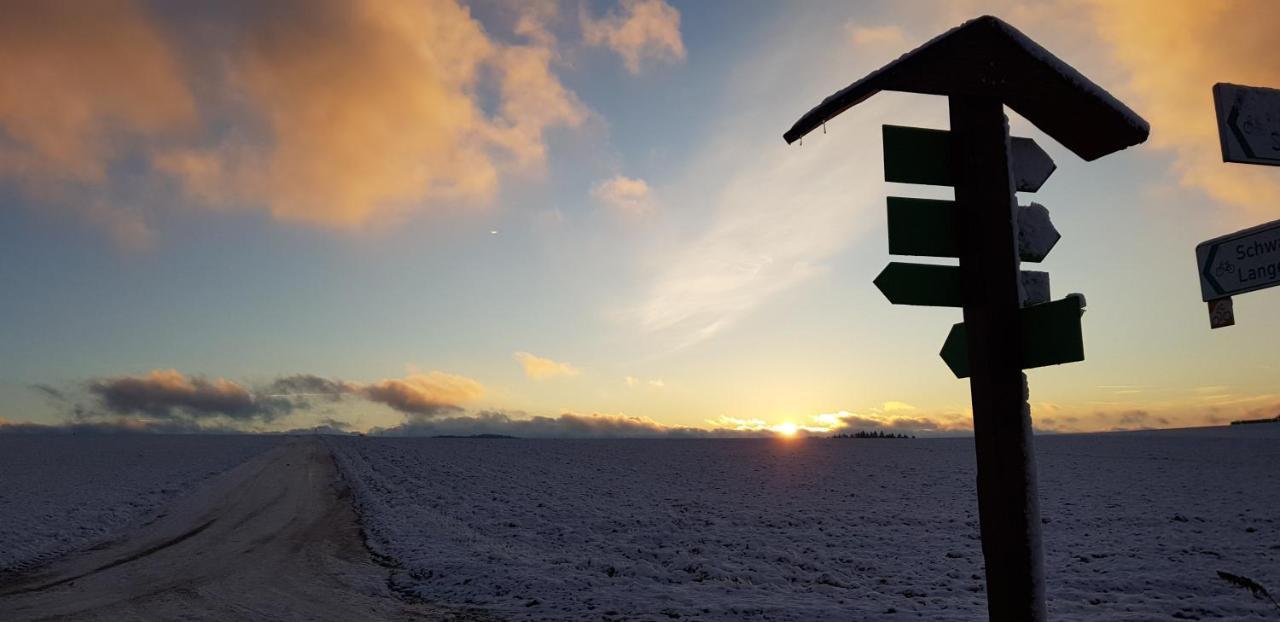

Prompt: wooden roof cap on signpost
[783,15,1149,161]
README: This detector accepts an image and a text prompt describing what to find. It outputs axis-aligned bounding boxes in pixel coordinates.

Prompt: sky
[2,0,1280,437]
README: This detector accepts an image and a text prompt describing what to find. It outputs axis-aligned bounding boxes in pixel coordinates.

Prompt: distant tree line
[1229,414,1280,426]
[831,430,915,439]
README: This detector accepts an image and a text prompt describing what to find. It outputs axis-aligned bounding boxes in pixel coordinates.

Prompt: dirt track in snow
[0,438,496,621]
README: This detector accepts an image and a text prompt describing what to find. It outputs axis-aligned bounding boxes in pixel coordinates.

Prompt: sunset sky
[3,0,1279,436]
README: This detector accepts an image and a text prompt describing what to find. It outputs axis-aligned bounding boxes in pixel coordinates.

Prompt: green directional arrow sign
[886,198,960,257]
[886,197,1060,261]
[883,125,1056,191]
[874,263,963,307]
[940,295,1085,378]
[939,324,971,378]
[875,262,1050,307]
[938,324,968,377]
[883,126,952,187]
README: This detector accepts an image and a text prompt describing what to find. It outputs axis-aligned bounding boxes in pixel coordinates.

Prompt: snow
[329,426,1280,621]
[0,434,279,575]
[1018,202,1060,263]
[1020,270,1050,305]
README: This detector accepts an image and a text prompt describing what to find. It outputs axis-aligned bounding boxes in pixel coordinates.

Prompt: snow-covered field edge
[325,436,399,568]
[0,435,281,577]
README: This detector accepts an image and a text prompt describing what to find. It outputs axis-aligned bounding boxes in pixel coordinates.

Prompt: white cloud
[624,376,664,389]
[630,94,908,349]
[705,415,768,431]
[581,0,685,74]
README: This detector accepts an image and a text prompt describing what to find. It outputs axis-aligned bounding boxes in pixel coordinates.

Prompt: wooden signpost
[1198,83,1280,328]
[784,16,1148,621]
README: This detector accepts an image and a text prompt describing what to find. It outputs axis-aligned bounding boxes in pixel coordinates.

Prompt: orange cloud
[846,24,906,47]
[361,371,485,416]
[0,0,586,241]
[0,2,194,183]
[1083,0,1280,222]
[160,0,586,230]
[514,351,581,379]
[1070,0,1280,222]
[582,0,686,74]
[0,1,195,248]
[592,174,653,215]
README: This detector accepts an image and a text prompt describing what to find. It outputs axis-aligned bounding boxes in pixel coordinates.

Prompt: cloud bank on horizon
[11,368,964,437]
[7,367,1269,437]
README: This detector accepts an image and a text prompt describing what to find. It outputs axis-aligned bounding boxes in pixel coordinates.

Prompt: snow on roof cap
[783,15,1149,161]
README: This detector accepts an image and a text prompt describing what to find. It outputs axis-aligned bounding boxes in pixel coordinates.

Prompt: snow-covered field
[0,434,279,575]
[329,426,1280,621]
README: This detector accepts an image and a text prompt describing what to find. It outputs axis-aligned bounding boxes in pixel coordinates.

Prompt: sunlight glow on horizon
[773,421,798,437]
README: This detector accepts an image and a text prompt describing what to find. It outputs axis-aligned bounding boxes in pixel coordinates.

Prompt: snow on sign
[1196,218,1280,301]
[1213,83,1280,166]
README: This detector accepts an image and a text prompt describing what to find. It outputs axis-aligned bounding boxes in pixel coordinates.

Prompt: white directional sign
[1196,218,1280,301]
[1213,83,1280,166]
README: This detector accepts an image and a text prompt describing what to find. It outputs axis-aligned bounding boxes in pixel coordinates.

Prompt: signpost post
[1199,83,1280,328]
[784,16,1148,621]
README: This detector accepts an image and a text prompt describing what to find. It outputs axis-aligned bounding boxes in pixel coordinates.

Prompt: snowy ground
[0,439,482,622]
[0,434,279,575]
[329,426,1280,621]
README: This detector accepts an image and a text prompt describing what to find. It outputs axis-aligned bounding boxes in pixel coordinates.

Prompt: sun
[775,422,799,437]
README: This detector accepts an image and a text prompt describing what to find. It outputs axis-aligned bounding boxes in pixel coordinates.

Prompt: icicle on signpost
[783,16,1148,621]
[1196,83,1280,328]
